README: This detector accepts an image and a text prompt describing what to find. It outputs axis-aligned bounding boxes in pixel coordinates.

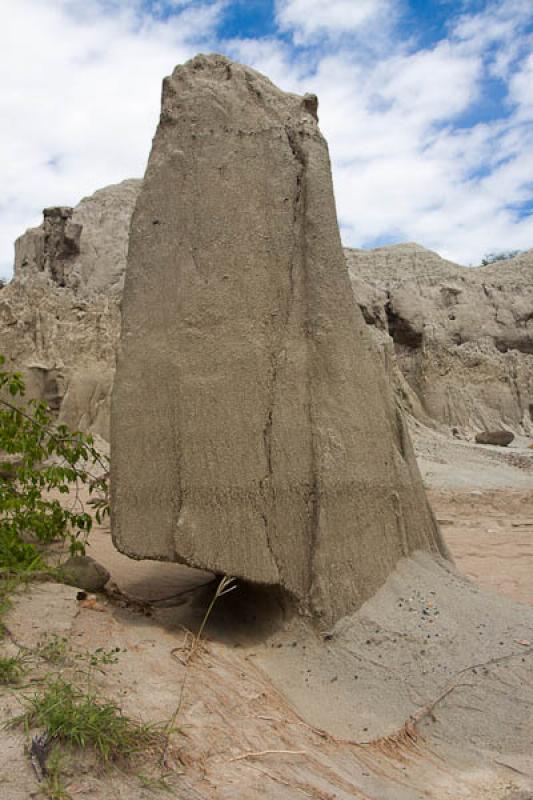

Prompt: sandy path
[429,489,533,605]
[413,427,533,606]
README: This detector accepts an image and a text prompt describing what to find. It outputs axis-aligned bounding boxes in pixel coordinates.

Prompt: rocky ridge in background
[0,179,140,438]
[347,244,533,436]
[1,179,531,440]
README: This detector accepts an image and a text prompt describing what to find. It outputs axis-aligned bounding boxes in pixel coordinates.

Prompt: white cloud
[282,0,533,264]
[275,0,390,42]
[0,0,224,277]
[226,36,305,91]
[509,53,533,119]
[376,42,482,122]
[0,0,532,276]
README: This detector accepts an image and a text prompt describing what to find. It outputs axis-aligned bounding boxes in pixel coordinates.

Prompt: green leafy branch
[0,355,109,573]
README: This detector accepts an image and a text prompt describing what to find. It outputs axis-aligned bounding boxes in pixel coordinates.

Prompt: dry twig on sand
[228,749,307,762]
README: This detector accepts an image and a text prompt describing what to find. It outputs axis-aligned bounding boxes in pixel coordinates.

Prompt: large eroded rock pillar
[111,54,448,625]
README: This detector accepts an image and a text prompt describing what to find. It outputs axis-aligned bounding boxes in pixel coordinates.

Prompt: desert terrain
[1,55,532,800]
[1,429,531,800]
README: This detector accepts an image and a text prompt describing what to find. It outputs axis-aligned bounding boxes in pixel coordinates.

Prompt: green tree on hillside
[481,250,521,266]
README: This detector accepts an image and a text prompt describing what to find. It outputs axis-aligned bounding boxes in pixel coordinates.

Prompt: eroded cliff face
[0,179,140,439]
[14,180,141,296]
[347,244,533,436]
[1,180,531,441]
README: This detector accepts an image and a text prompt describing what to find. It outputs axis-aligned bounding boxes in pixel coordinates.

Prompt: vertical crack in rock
[170,400,185,561]
[189,147,209,283]
[261,348,279,581]
[285,125,321,612]
[395,406,408,461]
[391,490,409,557]
[259,126,304,587]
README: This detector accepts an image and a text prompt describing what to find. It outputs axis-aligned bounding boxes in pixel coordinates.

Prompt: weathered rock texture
[3,179,532,449]
[61,554,110,592]
[111,54,447,625]
[14,180,140,295]
[475,430,514,447]
[0,180,140,438]
[347,244,533,436]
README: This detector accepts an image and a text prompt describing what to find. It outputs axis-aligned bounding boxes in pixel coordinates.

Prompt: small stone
[302,92,319,120]
[0,455,24,481]
[475,430,514,447]
[62,555,110,592]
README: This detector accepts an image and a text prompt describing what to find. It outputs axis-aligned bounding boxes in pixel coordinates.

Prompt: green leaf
[0,354,109,572]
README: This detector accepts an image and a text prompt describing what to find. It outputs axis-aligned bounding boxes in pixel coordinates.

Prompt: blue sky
[1,0,532,276]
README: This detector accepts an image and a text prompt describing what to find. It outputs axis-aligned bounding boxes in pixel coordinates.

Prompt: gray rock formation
[14,180,141,296]
[2,182,532,448]
[475,430,514,446]
[347,244,533,436]
[0,180,141,438]
[111,54,447,625]
[61,555,110,592]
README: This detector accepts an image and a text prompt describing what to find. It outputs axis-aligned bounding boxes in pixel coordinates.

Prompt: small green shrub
[137,770,175,792]
[0,356,109,573]
[0,652,26,684]
[36,635,70,666]
[38,747,72,800]
[12,678,163,764]
[0,577,16,639]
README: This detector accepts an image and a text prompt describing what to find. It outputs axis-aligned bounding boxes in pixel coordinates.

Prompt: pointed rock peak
[111,56,447,626]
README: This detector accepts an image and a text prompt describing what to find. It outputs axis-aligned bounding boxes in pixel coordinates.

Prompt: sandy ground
[1,429,532,800]
[414,425,533,606]
[430,489,533,605]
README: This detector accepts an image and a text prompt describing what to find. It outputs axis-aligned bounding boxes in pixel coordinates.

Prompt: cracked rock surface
[111,54,447,625]
[347,244,533,436]
[0,179,140,438]
[3,186,532,446]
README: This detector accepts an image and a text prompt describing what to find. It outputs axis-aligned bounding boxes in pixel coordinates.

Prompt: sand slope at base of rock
[1,558,532,800]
